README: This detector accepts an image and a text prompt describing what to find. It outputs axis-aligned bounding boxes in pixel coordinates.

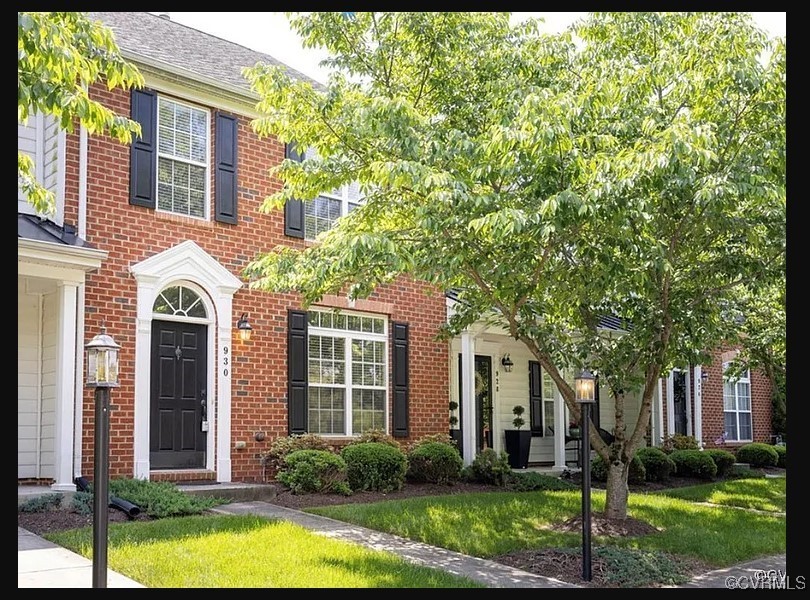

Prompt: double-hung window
[302,148,362,240]
[307,309,387,435]
[156,97,209,219]
[723,363,752,442]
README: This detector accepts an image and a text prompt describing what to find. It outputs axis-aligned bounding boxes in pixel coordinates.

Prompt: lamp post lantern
[85,324,120,588]
[575,368,596,582]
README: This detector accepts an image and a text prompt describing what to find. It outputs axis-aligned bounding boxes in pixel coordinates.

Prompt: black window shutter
[284,142,305,238]
[130,88,157,208]
[529,361,544,435]
[215,112,238,224]
[392,322,409,437]
[288,310,308,434]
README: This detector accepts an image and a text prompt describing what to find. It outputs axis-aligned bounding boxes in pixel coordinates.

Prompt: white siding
[18,112,62,220]
[18,284,39,478]
[17,279,57,480]
[40,292,58,480]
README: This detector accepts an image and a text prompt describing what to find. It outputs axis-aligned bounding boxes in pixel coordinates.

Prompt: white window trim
[304,184,363,241]
[723,363,753,443]
[308,309,388,436]
[155,95,211,221]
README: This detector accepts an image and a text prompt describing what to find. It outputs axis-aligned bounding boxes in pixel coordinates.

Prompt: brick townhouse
[18,13,774,491]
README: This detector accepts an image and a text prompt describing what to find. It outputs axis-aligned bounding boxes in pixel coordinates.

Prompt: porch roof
[18,214,95,248]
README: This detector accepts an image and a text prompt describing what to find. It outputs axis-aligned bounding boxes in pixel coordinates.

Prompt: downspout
[78,125,88,239]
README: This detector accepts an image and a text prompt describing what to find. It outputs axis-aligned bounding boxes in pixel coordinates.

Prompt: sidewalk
[18,501,786,588]
[18,526,144,588]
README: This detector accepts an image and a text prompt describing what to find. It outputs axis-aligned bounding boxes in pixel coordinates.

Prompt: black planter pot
[450,429,463,454]
[504,429,532,469]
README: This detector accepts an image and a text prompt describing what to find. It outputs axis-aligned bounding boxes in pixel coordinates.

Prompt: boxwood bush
[669,449,717,479]
[636,447,677,481]
[261,433,333,475]
[277,449,351,495]
[773,444,786,468]
[341,442,408,492]
[705,448,737,477]
[464,448,512,486]
[407,441,463,484]
[736,442,779,468]
[591,454,646,484]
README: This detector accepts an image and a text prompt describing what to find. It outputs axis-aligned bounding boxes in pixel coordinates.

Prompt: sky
[162,12,786,84]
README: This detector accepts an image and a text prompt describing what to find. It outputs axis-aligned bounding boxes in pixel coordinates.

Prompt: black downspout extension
[74,476,141,518]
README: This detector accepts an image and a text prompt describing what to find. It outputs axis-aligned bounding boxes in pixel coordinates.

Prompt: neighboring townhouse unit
[18,12,448,490]
[448,295,775,469]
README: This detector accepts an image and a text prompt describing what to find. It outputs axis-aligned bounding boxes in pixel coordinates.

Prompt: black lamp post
[85,325,120,588]
[575,368,596,582]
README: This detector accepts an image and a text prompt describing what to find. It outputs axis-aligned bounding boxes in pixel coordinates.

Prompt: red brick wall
[659,348,772,449]
[71,83,448,482]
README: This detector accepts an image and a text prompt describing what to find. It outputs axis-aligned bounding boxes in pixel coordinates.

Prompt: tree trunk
[604,459,630,519]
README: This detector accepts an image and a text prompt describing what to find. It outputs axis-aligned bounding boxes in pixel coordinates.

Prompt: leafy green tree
[18,11,143,214]
[243,12,785,518]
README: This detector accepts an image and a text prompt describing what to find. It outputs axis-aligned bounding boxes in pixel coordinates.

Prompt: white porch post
[52,281,78,491]
[460,331,476,466]
[694,366,703,448]
[215,294,234,483]
[553,386,567,471]
[652,378,665,447]
[665,371,675,437]
[685,369,693,437]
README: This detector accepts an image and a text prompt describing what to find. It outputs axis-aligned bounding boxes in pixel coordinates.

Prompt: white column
[72,283,85,480]
[215,295,234,482]
[685,369,693,437]
[651,378,663,447]
[694,366,704,448]
[552,386,567,471]
[460,332,476,466]
[52,282,78,492]
[665,371,675,437]
[133,278,157,480]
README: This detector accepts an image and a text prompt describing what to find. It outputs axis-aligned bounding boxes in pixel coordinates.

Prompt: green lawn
[45,514,484,588]
[308,486,786,567]
[653,477,786,513]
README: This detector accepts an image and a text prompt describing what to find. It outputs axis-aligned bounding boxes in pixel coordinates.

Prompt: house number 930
[222,346,229,377]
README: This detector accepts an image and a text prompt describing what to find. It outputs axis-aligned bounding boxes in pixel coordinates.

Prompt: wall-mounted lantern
[237,313,252,341]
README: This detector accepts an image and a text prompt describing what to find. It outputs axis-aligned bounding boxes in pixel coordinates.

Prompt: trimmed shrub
[773,444,786,468]
[261,434,333,475]
[18,493,63,513]
[407,441,463,484]
[346,428,401,449]
[506,471,577,491]
[705,449,737,477]
[591,455,646,484]
[467,448,512,486]
[670,449,717,480]
[636,447,676,482]
[407,433,458,452]
[661,434,700,453]
[277,449,350,495]
[736,443,779,468]
[341,442,408,492]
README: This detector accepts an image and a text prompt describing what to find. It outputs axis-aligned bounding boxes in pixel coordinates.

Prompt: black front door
[458,354,493,452]
[672,371,688,435]
[150,320,207,469]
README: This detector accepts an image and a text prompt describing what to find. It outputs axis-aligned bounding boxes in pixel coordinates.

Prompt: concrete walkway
[18,499,787,588]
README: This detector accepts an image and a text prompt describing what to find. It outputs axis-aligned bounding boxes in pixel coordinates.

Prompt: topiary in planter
[705,448,737,477]
[736,442,779,468]
[636,447,676,482]
[669,449,717,479]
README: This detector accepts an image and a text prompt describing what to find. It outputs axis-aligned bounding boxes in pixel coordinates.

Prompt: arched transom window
[153,284,207,318]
